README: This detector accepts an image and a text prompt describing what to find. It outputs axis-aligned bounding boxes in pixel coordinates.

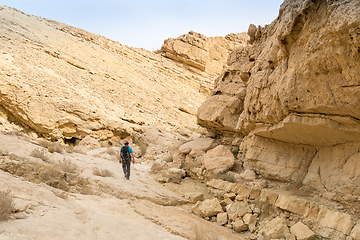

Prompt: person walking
[119,140,135,180]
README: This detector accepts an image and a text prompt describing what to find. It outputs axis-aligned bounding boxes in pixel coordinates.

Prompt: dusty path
[0,132,187,240]
[0,132,244,240]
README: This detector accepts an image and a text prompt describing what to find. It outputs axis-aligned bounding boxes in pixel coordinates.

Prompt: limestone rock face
[197,0,360,198]
[161,31,249,79]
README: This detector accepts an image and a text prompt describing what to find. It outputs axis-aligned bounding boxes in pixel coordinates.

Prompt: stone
[224,193,236,200]
[350,222,360,240]
[186,192,204,203]
[192,201,202,216]
[240,169,257,182]
[275,195,310,217]
[226,201,252,221]
[198,198,223,218]
[233,218,248,232]
[178,137,216,154]
[243,213,258,233]
[319,209,355,235]
[217,212,228,226]
[74,135,101,152]
[290,221,315,240]
[201,145,235,174]
[261,217,290,240]
[220,198,233,208]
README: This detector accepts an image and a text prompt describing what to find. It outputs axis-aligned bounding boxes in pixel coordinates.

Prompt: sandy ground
[0,132,187,240]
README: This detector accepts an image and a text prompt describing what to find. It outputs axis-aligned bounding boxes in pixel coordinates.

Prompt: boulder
[239,169,256,182]
[217,212,228,226]
[226,201,251,221]
[290,221,315,240]
[350,222,360,240]
[319,209,355,235]
[202,145,235,174]
[198,198,223,218]
[243,213,257,233]
[179,137,216,154]
[185,192,204,203]
[261,217,289,240]
[74,135,100,152]
[232,218,247,232]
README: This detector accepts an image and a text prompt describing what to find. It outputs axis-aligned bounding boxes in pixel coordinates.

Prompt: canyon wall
[198,0,360,200]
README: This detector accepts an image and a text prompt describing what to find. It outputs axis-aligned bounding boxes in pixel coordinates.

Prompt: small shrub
[0,190,14,221]
[38,139,51,148]
[47,146,56,153]
[106,148,118,156]
[30,148,50,162]
[93,168,113,177]
[57,159,78,174]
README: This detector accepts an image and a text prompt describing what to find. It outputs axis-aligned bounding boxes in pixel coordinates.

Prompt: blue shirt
[120,146,133,153]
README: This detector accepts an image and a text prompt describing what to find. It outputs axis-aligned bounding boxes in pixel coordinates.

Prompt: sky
[2,0,284,51]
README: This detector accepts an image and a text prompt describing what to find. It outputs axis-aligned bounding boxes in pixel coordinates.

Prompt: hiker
[119,140,135,180]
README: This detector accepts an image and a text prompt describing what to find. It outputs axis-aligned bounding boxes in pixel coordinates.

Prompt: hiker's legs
[125,160,131,179]
[122,159,131,179]
[122,160,127,177]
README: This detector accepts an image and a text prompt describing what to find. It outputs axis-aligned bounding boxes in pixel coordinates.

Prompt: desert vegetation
[0,190,14,222]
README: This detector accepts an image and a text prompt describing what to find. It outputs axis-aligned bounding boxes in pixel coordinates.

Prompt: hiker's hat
[124,140,129,144]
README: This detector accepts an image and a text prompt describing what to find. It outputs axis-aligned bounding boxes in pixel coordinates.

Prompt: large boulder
[201,145,235,174]
[178,137,216,154]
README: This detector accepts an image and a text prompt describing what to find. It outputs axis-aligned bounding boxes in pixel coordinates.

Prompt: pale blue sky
[2,0,284,50]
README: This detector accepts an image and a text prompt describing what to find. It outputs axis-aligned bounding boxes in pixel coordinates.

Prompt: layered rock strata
[197,0,360,202]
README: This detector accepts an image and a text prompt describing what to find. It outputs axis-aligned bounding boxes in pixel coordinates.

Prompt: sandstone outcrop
[197,0,360,205]
[160,31,249,80]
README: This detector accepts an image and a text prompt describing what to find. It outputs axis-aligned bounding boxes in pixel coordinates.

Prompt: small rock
[186,192,204,203]
[290,221,315,240]
[240,169,256,181]
[217,212,228,226]
[199,198,223,217]
[261,217,290,240]
[233,218,248,232]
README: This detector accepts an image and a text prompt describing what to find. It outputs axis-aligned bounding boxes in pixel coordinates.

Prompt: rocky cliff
[198,0,360,206]
[160,31,249,82]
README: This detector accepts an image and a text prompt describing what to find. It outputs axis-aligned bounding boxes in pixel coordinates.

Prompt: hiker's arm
[119,151,122,163]
[131,153,135,164]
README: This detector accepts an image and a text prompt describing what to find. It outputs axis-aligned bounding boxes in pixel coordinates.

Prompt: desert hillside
[1,0,360,240]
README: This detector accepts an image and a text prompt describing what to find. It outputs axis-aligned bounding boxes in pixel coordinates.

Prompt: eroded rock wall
[160,31,249,83]
[197,0,360,199]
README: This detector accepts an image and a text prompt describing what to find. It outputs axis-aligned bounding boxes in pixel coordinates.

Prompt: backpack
[121,146,131,161]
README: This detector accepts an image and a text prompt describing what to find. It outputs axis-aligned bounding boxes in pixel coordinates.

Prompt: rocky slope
[197,0,360,235]
[0,5,246,145]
